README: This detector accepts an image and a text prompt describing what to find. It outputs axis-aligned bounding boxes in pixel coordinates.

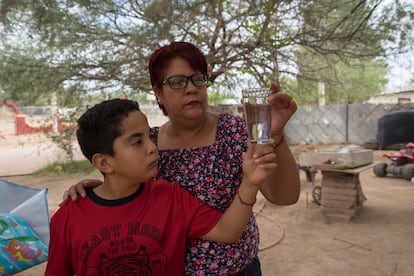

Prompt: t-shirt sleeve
[45,204,75,276]
[175,186,222,244]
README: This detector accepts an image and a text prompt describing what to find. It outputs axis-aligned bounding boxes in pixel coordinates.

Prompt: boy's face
[110,110,159,182]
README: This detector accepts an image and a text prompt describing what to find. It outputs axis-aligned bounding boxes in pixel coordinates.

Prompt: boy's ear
[92,153,114,174]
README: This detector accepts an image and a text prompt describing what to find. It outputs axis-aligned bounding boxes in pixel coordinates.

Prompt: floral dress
[150,113,260,275]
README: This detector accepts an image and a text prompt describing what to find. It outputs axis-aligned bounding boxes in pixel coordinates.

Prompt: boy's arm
[202,142,277,243]
[45,211,75,276]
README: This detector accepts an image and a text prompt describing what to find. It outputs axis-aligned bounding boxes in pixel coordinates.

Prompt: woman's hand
[267,82,297,136]
[59,179,103,206]
[242,140,278,187]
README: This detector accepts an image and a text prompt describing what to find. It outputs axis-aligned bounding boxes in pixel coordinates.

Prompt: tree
[293,56,388,105]
[0,0,412,106]
[291,0,392,105]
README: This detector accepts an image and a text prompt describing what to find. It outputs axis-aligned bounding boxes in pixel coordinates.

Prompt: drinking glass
[242,88,272,144]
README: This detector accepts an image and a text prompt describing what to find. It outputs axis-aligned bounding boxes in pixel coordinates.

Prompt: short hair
[148,41,208,115]
[76,98,141,162]
[149,41,208,88]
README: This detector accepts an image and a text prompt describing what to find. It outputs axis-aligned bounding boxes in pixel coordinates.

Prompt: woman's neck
[158,112,217,150]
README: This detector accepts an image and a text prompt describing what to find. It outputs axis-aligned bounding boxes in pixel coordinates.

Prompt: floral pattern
[150,113,259,275]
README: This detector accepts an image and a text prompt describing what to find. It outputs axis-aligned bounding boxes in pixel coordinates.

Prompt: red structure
[1,100,75,135]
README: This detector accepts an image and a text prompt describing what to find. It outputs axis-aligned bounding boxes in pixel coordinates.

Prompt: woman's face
[154,57,208,121]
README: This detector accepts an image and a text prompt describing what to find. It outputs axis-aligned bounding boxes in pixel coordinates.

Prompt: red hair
[148,41,208,89]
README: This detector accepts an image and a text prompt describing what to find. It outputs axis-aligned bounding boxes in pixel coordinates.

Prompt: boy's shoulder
[51,196,88,219]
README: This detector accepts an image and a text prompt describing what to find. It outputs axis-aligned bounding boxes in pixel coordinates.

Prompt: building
[366,90,414,104]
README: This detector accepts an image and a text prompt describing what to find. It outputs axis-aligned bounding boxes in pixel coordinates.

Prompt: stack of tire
[373,162,414,180]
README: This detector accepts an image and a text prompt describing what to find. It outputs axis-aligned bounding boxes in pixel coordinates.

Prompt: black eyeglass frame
[162,73,208,90]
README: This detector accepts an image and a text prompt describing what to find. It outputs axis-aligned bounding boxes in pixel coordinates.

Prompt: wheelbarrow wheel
[402,164,414,180]
[312,185,322,205]
[373,163,387,177]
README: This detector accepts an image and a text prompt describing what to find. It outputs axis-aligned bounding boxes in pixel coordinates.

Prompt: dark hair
[149,41,208,88]
[76,98,141,162]
[148,41,208,115]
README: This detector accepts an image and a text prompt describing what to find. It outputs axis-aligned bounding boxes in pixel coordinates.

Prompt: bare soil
[3,141,414,276]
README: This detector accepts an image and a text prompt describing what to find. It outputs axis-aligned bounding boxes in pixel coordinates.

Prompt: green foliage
[208,91,232,106]
[47,109,79,162]
[293,55,388,105]
[206,77,240,105]
[49,128,77,162]
[278,75,299,102]
[293,0,391,105]
[0,0,412,106]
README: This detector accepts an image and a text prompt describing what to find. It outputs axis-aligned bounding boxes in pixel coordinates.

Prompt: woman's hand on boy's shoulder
[59,179,103,206]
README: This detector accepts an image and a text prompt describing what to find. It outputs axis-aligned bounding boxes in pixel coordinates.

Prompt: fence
[210,103,414,145]
[2,103,413,145]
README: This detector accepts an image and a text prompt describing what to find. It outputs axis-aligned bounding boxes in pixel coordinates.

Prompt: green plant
[50,128,76,162]
[34,160,98,176]
[47,109,79,162]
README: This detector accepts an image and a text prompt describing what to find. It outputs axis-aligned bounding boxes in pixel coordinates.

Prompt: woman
[64,41,300,275]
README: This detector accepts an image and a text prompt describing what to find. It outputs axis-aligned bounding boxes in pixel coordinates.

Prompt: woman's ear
[92,153,114,174]
[153,87,162,103]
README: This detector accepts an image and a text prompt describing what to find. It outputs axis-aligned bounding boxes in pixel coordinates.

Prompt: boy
[45,98,276,276]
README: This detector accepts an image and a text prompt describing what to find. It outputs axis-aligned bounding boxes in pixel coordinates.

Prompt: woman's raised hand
[267,82,297,135]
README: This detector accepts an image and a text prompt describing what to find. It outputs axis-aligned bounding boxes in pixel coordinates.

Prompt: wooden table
[311,163,374,223]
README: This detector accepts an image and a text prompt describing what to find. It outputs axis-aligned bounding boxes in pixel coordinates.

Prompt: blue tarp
[0,179,49,274]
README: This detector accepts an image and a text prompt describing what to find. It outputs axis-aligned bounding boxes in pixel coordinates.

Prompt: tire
[312,185,322,206]
[389,165,403,177]
[402,164,414,180]
[373,163,387,177]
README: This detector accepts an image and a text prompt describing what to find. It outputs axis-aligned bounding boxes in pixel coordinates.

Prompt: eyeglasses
[162,73,207,90]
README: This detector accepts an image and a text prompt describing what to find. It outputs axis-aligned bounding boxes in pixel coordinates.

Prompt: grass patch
[34,160,98,176]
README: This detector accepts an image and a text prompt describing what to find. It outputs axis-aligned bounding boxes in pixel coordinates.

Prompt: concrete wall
[366,90,414,104]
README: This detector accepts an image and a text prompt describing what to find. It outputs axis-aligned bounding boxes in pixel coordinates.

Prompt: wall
[209,103,414,145]
[2,103,413,146]
[366,90,414,104]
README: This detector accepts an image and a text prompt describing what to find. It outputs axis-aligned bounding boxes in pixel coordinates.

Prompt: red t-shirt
[45,179,222,276]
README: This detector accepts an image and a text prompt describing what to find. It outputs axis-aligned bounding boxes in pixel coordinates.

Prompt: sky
[382,0,414,93]
[386,52,413,92]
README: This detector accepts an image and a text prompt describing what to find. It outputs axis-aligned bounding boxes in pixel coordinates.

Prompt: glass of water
[242,88,272,144]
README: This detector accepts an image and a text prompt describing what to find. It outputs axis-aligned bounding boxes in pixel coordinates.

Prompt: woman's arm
[260,137,300,205]
[259,82,301,205]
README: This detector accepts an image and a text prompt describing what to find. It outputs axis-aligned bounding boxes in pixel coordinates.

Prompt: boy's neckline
[85,183,145,206]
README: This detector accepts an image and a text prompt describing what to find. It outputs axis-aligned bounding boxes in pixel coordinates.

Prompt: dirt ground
[2,140,414,276]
